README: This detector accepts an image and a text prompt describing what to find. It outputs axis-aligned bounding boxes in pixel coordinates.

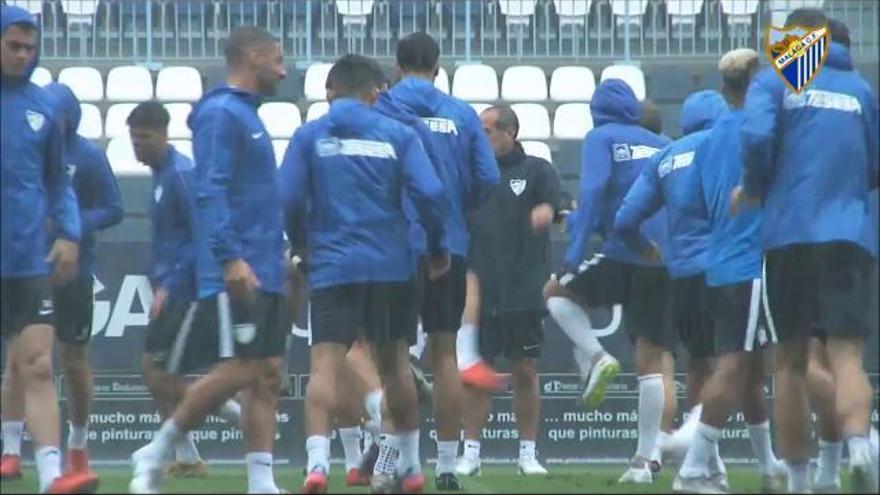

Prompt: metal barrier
[15,0,880,62]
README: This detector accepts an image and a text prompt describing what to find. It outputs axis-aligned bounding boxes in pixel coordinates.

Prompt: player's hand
[46,238,79,286]
[641,241,662,263]
[428,254,451,281]
[224,258,260,302]
[530,203,554,233]
[150,287,168,321]
[729,185,759,216]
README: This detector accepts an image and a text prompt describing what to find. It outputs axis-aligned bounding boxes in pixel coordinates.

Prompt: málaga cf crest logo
[765,24,830,93]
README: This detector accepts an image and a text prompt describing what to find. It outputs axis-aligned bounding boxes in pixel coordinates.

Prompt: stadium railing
[10,0,878,63]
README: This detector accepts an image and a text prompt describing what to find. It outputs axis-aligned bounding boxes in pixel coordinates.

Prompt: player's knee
[19,352,53,384]
[776,343,809,372]
[543,279,563,301]
[259,360,283,397]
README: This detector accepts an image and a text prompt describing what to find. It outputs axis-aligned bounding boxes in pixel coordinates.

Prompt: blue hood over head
[681,90,728,135]
[591,78,640,127]
[43,82,82,142]
[1,5,39,85]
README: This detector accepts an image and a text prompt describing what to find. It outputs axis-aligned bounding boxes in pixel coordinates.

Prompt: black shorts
[764,242,876,342]
[710,279,776,355]
[310,280,418,346]
[479,310,544,363]
[1,276,53,336]
[53,275,94,346]
[418,255,467,333]
[560,254,628,307]
[193,290,286,362]
[145,297,208,374]
[672,274,715,359]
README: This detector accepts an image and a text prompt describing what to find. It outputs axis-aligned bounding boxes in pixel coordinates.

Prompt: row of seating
[34,62,644,103]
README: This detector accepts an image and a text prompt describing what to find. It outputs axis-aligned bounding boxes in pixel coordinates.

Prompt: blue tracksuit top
[1,5,80,277]
[741,42,879,257]
[44,82,123,278]
[614,90,728,278]
[278,98,449,290]
[387,76,499,257]
[565,78,671,269]
[188,85,285,297]
[149,146,198,301]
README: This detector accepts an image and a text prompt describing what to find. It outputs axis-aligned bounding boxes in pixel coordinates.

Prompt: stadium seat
[720,0,759,35]
[156,66,203,102]
[164,103,193,140]
[8,1,44,14]
[549,66,596,102]
[498,0,538,27]
[610,0,649,32]
[452,64,499,102]
[104,103,138,140]
[77,103,103,140]
[435,67,450,95]
[169,140,193,160]
[106,66,153,102]
[57,67,103,102]
[666,0,705,36]
[259,102,302,139]
[304,63,333,101]
[521,140,553,163]
[600,65,646,101]
[272,139,289,167]
[768,0,824,26]
[61,0,98,24]
[501,66,547,101]
[106,137,147,176]
[553,103,593,140]
[553,0,592,26]
[510,103,551,140]
[470,103,492,116]
[30,66,52,87]
[335,0,374,26]
[306,101,330,122]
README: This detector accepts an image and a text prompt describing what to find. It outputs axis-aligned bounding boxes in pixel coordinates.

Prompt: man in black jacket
[455,106,561,477]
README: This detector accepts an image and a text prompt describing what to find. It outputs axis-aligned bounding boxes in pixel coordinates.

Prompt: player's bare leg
[773,338,812,492]
[241,357,283,494]
[513,358,546,476]
[807,339,843,491]
[1,356,25,480]
[619,338,665,484]
[428,331,464,487]
[458,272,503,391]
[58,343,94,474]
[334,366,370,486]
[302,342,347,493]
[458,383,492,477]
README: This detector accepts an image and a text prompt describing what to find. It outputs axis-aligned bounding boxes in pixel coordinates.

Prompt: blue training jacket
[44,82,123,278]
[149,146,198,300]
[565,78,671,270]
[741,41,879,256]
[188,85,285,297]
[387,76,499,257]
[1,5,80,278]
[278,98,449,290]
[614,90,728,278]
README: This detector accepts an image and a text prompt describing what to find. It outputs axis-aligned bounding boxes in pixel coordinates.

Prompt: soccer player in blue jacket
[280,54,450,494]
[130,27,288,495]
[731,9,879,493]
[386,32,499,490]
[0,5,99,493]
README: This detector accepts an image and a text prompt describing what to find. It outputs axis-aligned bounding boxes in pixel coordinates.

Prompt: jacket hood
[825,41,854,70]
[680,90,728,135]
[326,98,381,132]
[44,82,82,142]
[187,84,261,130]
[389,76,444,117]
[373,91,420,127]
[591,78,639,127]
[1,5,40,86]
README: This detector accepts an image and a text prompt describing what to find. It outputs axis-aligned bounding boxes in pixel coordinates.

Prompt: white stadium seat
[106,65,153,102]
[549,66,595,102]
[452,64,499,102]
[610,0,649,28]
[304,63,333,101]
[666,0,704,33]
[106,137,147,176]
[259,102,302,139]
[435,67,450,94]
[470,103,492,116]
[272,140,289,167]
[77,103,103,140]
[720,0,759,33]
[499,0,538,26]
[61,0,98,24]
[336,0,374,26]
[768,0,824,26]
[57,67,103,102]
[30,66,52,87]
[600,64,646,101]
[164,103,193,139]
[501,65,547,102]
[104,103,137,139]
[510,103,551,140]
[156,66,203,102]
[169,140,193,160]
[553,103,594,139]
[553,0,592,26]
[306,101,330,122]
[521,141,552,163]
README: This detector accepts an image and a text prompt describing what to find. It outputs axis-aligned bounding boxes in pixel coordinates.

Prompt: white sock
[463,439,481,461]
[848,435,871,466]
[363,430,376,453]
[815,439,842,483]
[708,441,726,476]
[547,297,603,375]
[364,390,383,426]
[174,433,202,464]
[397,430,421,475]
[36,446,62,493]
[787,459,811,492]
[679,422,719,478]
[747,421,779,475]
[436,440,458,475]
[218,398,242,424]
[305,435,330,474]
[2,420,24,456]
[153,420,181,460]
[246,451,277,494]
[519,440,536,461]
[67,422,89,451]
[635,374,664,463]
[456,324,481,370]
[374,434,400,476]
[652,430,670,463]
[339,427,363,471]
